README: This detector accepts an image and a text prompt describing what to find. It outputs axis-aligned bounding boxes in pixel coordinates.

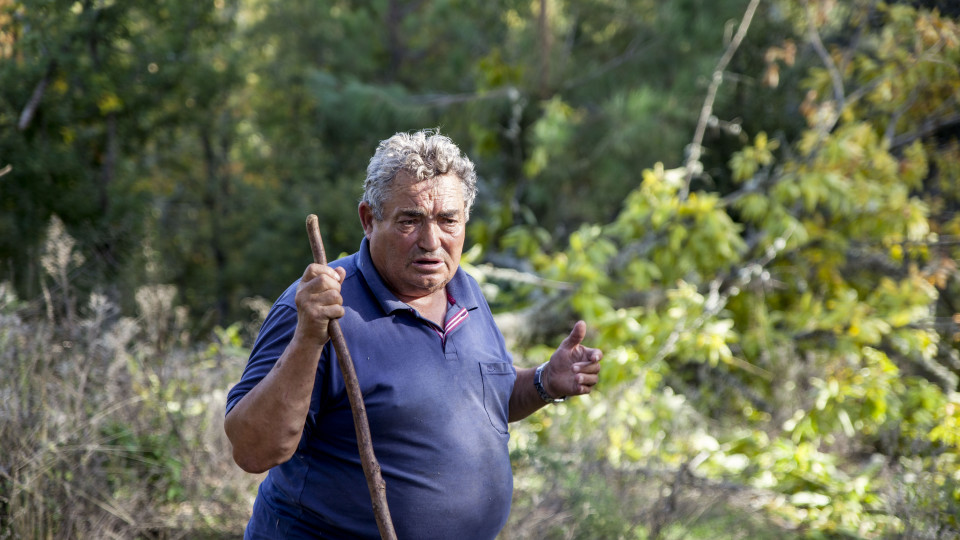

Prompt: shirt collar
[356,237,482,315]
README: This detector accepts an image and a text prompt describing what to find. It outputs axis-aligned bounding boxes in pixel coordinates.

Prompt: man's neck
[403,288,449,327]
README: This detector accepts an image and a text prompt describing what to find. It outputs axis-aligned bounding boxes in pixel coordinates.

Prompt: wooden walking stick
[306,214,397,540]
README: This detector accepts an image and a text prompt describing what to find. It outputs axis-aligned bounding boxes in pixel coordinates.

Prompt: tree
[502,1,960,536]
[0,0,240,315]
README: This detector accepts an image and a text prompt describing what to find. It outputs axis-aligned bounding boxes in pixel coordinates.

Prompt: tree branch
[404,86,517,107]
[18,60,56,131]
[681,0,761,199]
[806,7,845,117]
[890,110,960,150]
[560,35,659,91]
[469,262,575,291]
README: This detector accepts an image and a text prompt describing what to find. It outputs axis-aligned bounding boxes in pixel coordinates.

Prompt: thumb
[560,320,587,350]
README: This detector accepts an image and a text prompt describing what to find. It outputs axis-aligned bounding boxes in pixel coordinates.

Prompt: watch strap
[534,362,566,403]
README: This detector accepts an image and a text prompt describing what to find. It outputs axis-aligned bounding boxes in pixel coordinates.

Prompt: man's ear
[358,202,374,238]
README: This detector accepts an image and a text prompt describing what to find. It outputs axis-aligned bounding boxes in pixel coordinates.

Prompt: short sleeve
[225,302,299,415]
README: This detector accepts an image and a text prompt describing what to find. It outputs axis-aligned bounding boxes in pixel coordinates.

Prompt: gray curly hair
[362,129,478,220]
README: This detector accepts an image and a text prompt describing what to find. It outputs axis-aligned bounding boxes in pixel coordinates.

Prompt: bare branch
[538,0,551,98]
[806,8,845,117]
[681,0,761,199]
[884,85,921,145]
[891,110,960,150]
[560,35,659,91]
[407,86,517,107]
[18,61,56,131]
[469,262,575,291]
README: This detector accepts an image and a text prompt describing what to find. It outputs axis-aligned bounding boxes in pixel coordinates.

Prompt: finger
[308,287,344,305]
[560,320,587,350]
[320,302,345,320]
[582,347,602,363]
[300,293,345,322]
[302,263,344,281]
[302,263,325,281]
[577,383,597,395]
[296,277,345,317]
[301,267,342,291]
[575,372,599,388]
[572,360,601,375]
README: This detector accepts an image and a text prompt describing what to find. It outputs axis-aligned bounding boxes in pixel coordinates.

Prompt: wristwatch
[534,362,566,403]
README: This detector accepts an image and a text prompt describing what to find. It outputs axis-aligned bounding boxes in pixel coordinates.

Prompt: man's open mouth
[412,257,443,269]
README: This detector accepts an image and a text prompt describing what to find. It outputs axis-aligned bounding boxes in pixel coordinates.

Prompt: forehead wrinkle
[396,194,462,216]
[386,173,465,219]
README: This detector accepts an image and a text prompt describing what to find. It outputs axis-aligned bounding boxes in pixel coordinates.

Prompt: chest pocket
[479,361,515,434]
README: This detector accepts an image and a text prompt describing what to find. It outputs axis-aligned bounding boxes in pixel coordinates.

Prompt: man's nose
[418,221,441,251]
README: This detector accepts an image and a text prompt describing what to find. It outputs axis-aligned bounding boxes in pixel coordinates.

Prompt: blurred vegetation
[2,0,960,538]
[0,217,261,538]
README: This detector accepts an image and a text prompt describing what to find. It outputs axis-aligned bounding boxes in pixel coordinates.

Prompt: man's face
[360,172,467,302]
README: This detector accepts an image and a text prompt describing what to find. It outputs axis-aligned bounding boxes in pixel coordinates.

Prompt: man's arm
[224,264,346,473]
[508,321,603,422]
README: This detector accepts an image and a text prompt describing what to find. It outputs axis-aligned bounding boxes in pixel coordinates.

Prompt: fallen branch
[469,262,575,291]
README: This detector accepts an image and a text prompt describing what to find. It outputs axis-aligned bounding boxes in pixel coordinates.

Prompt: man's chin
[407,274,450,294]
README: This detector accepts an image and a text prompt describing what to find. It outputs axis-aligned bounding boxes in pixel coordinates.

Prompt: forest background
[2,0,960,538]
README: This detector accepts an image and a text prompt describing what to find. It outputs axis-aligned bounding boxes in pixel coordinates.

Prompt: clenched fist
[294,264,347,345]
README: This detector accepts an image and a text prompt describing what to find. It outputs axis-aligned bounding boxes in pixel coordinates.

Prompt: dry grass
[0,219,260,539]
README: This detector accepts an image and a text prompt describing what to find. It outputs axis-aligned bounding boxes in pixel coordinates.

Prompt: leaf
[790,491,831,507]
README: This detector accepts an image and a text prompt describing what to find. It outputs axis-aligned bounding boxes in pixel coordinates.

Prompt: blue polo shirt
[226,238,516,539]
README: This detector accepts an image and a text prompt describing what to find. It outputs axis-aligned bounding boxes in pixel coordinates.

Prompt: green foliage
[0,0,239,306]
[505,2,960,537]
[100,421,186,503]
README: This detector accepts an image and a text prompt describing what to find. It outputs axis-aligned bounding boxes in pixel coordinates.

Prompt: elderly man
[225,129,603,539]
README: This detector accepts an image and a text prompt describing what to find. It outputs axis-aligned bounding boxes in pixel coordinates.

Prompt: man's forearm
[224,333,324,473]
